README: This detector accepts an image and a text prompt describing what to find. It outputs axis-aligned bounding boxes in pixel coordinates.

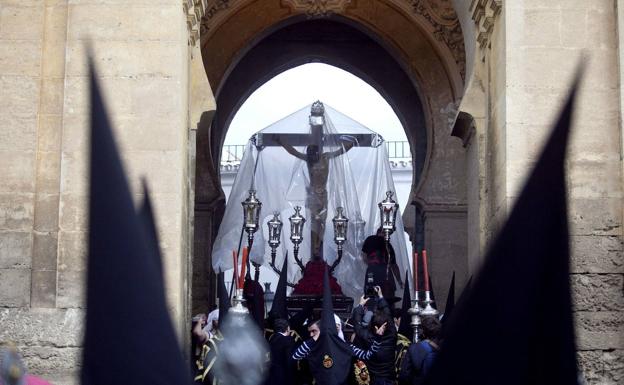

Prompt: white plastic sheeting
[212,103,410,301]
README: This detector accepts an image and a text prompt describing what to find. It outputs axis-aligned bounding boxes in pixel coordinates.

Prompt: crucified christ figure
[279,130,354,260]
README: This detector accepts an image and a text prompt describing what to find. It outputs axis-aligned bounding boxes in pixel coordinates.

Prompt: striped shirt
[292,339,381,361]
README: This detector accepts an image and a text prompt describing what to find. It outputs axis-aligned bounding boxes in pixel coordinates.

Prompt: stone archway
[193,0,470,313]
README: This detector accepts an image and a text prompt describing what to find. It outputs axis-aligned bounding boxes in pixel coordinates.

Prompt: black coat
[352,298,398,381]
[265,332,296,385]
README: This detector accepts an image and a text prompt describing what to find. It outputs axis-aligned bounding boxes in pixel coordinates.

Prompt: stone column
[504,1,624,381]
[0,1,45,310]
[31,0,69,309]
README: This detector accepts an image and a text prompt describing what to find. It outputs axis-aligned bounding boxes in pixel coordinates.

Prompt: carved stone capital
[411,0,466,80]
[184,0,209,46]
[469,0,501,48]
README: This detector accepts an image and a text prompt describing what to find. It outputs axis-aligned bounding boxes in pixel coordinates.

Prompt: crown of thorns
[311,100,324,116]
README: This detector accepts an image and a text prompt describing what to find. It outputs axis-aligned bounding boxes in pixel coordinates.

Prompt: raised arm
[278,138,307,161]
[323,141,354,159]
[292,339,314,360]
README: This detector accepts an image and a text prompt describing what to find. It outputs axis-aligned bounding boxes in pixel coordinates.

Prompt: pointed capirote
[269,255,289,321]
[138,181,163,279]
[426,68,582,385]
[82,61,190,385]
[307,266,353,385]
[441,271,455,323]
[398,270,413,340]
[217,271,230,326]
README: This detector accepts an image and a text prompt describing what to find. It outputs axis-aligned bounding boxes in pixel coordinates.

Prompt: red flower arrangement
[292,260,344,295]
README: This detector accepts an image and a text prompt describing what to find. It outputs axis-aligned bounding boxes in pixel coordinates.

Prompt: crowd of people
[191,286,442,385]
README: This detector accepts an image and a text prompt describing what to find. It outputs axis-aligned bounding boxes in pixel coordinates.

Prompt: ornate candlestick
[331,207,348,272]
[378,191,399,243]
[267,212,283,274]
[408,298,422,343]
[230,288,249,317]
[420,290,439,318]
[289,206,306,273]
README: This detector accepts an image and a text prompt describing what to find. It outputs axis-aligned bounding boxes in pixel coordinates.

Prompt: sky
[224,63,408,145]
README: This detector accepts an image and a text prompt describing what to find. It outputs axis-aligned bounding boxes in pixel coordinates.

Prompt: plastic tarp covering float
[212,102,410,301]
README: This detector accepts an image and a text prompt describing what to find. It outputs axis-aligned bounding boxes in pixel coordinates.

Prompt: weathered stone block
[0,76,40,115]
[34,194,60,232]
[35,151,62,193]
[0,40,42,76]
[0,231,32,268]
[0,268,31,307]
[569,117,620,163]
[56,270,84,308]
[508,8,561,48]
[0,150,36,193]
[40,77,65,115]
[575,311,624,350]
[41,41,67,79]
[30,270,57,308]
[577,349,624,385]
[62,113,182,152]
[67,4,181,42]
[60,151,88,195]
[0,5,44,40]
[571,235,623,274]
[0,308,83,346]
[64,76,184,118]
[507,87,565,127]
[20,346,81,381]
[560,9,588,48]
[32,232,58,270]
[0,193,34,230]
[569,159,622,199]
[571,274,624,312]
[507,47,579,90]
[58,230,86,272]
[58,194,87,232]
[569,198,622,236]
[575,87,620,125]
[66,40,182,78]
[42,3,69,44]
[0,114,37,151]
[37,115,63,152]
[124,151,183,195]
[587,8,617,50]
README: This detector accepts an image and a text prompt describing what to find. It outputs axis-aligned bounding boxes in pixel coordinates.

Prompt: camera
[364,272,377,298]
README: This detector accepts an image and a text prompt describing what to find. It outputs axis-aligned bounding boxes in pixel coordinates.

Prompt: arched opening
[193,7,468,314]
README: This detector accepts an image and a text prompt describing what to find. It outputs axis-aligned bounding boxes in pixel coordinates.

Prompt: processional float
[213,100,412,313]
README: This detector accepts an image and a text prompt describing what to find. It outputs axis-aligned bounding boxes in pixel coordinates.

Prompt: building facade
[0,0,622,383]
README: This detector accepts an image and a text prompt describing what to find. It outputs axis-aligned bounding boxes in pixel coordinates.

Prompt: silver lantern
[378,191,399,242]
[242,190,262,248]
[332,207,348,252]
[353,216,366,251]
[289,206,306,273]
[267,212,283,272]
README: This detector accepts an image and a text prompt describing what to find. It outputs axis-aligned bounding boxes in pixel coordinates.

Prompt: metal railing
[221,145,246,164]
[220,141,411,166]
[385,141,411,159]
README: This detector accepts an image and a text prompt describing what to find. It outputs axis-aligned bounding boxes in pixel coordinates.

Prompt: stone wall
[501,1,622,382]
[0,1,197,383]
